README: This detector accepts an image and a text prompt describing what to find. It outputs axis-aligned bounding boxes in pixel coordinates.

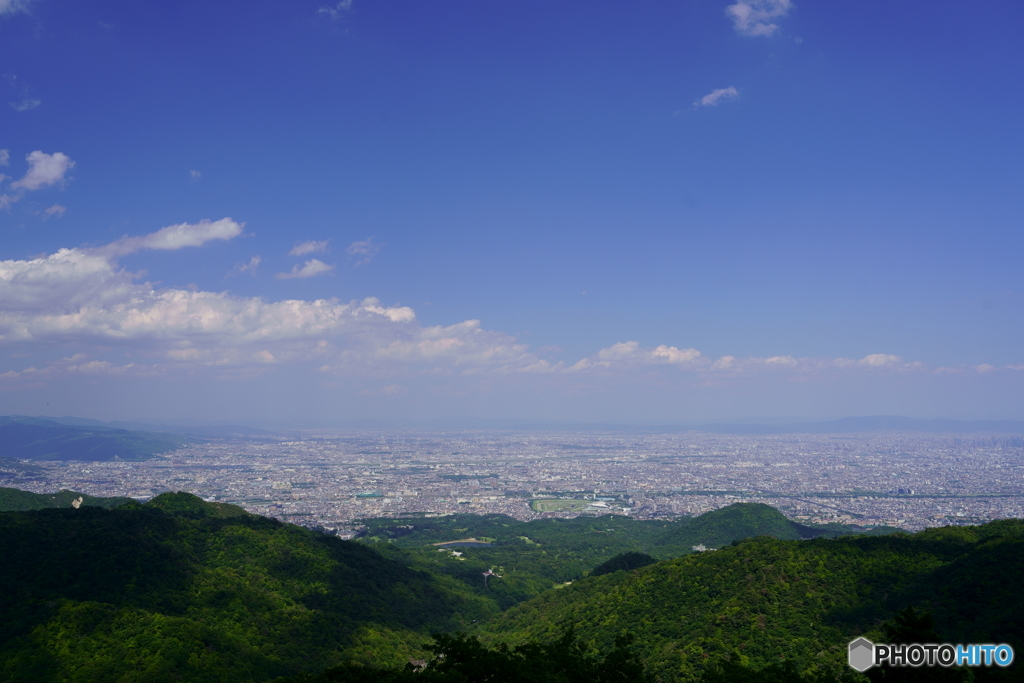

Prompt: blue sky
[1,0,1023,424]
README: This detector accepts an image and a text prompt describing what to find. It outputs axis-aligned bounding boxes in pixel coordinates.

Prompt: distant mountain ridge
[31,415,281,438]
[0,416,192,461]
[364,502,892,555]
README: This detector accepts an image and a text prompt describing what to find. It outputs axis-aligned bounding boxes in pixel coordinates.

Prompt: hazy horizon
[12,413,1024,437]
[2,1,1023,423]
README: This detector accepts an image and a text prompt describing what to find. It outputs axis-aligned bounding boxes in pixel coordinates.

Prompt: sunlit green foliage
[0,486,134,512]
[0,493,497,682]
[1,489,1018,683]
[476,522,1024,682]
[359,504,889,609]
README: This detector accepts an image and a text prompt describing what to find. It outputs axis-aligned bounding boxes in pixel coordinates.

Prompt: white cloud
[227,255,262,278]
[346,237,380,266]
[42,204,66,218]
[0,355,142,384]
[726,0,792,37]
[0,149,9,166]
[569,341,704,372]
[10,151,75,191]
[189,169,201,181]
[759,355,798,367]
[695,87,739,107]
[289,240,329,256]
[0,252,409,351]
[858,353,901,367]
[0,232,534,380]
[0,227,1014,389]
[569,343,932,376]
[0,0,32,18]
[9,98,40,111]
[275,259,334,279]
[100,217,244,257]
[317,0,352,19]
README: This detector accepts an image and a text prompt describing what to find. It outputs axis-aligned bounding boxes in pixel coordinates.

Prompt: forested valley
[1,489,1021,682]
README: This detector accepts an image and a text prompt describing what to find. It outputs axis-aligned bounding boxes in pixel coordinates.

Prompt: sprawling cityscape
[5,431,1023,535]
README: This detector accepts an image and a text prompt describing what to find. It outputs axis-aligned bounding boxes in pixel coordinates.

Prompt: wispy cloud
[317,0,352,20]
[0,149,8,166]
[289,240,329,256]
[360,384,410,396]
[276,258,334,279]
[189,169,201,181]
[100,217,244,257]
[41,204,66,219]
[566,341,928,376]
[0,0,32,19]
[0,354,143,384]
[346,237,380,266]
[726,0,792,37]
[9,98,39,111]
[227,255,261,278]
[695,86,739,107]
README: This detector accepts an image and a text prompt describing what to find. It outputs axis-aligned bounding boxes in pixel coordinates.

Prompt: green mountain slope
[0,486,134,512]
[0,492,498,683]
[358,503,886,610]
[1,484,1019,683]
[475,523,1024,682]
[0,416,192,461]
[653,502,805,550]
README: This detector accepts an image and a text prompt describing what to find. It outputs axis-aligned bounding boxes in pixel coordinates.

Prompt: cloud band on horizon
[0,220,1018,389]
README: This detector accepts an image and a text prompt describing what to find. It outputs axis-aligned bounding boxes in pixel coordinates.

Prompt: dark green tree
[283,631,652,683]
[866,607,973,683]
[590,552,657,577]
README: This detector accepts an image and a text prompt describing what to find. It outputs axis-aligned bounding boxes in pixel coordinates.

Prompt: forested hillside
[0,492,497,682]
[476,522,1024,682]
[2,488,1020,683]
[0,486,134,512]
[359,503,894,609]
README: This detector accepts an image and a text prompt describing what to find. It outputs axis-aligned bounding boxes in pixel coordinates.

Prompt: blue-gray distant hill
[40,415,280,439]
[0,416,193,461]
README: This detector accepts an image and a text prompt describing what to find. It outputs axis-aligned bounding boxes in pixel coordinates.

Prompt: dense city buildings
[5,431,1023,535]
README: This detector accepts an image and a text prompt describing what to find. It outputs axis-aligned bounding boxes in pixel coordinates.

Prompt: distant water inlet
[433,538,493,548]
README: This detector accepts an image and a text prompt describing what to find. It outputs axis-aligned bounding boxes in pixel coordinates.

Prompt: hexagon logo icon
[848,637,875,672]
